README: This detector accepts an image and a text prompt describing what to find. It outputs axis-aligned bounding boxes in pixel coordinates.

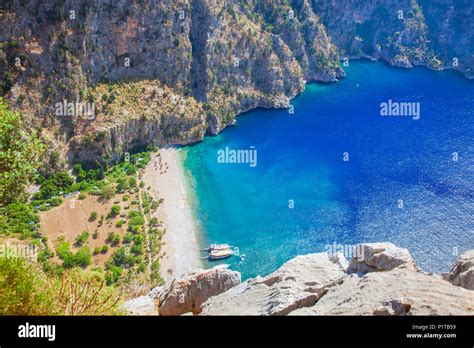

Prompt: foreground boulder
[158,265,240,315]
[443,250,474,290]
[348,242,417,274]
[200,253,347,315]
[291,269,474,315]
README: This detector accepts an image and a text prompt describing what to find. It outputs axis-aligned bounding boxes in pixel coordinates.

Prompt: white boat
[209,249,233,260]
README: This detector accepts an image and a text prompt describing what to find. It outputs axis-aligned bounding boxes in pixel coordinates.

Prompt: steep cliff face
[312,0,473,75]
[0,0,472,167]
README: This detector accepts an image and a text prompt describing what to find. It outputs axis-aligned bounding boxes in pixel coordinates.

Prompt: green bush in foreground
[0,256,122,315]
[0,256,55,315]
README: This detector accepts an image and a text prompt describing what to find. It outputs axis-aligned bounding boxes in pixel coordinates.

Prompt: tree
[74,246,91,268]
[75,231,89,246]
[100,185,115,200]
[107,205,121,219]
[116,177,127,192]
[128,176,137,187]
[89,211,98,221]
[0,98,44,206]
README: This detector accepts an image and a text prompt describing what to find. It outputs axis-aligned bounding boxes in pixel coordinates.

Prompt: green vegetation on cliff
[0,98,43,207]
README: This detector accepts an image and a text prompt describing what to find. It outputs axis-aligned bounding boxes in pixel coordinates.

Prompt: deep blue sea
[182,61,474,279]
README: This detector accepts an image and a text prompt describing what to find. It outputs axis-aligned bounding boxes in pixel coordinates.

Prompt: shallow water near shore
[181,61,474,280]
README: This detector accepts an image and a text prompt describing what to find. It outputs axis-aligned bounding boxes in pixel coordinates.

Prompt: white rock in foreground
[158,264,241,316]
[291,269,474,315]
[200,253,347,315]
[348,242,417,273]
[443,250,474,290]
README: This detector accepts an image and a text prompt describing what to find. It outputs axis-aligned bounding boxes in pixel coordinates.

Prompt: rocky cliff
[1,0,473,168]
[123,243,474,315]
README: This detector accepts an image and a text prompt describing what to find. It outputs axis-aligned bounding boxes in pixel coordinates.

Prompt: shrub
[48,197,63,207]
[127,210,141,219]
[131,244,143,255]
[128,216,144,227]
[101,245,109,254]
[108,247,134,268]
[108,205,121,219]
[116,177,127,192]
[105,265,122,285]
[122,232,133,244]
[93,246,101,255]
[89,211,98,221]
[151,201,159,211]
[0,257,121,315]
[0,256,55,315]
[75,231,89,246]
[78,193,87,200]
[56,242,72,260]
[100,185,115,200]
[106,232,114,243]
[106,232,120,246]
[128,176,137,187]
[115,219,125,228]
[150,217,158,226]
[124,164,136,176]
[74,246,91,268]
[133,235,143,246]
[112,234,120,246]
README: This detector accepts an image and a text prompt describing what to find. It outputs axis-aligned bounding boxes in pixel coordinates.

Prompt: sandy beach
[142,148,202,283]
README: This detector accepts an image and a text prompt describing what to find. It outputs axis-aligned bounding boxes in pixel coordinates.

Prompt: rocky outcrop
[122,265,240,316]
[200,253,347,315]
[157,265,241,316]
[291,268,474,315]
[443,250,474,290]
[1,1,473,168]
[348,242,417,274]
[199,243,474,316]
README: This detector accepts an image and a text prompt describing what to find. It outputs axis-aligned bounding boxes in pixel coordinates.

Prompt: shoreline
[141,147,202,283]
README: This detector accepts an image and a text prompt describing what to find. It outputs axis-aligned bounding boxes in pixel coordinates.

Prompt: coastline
[141,147,202,283]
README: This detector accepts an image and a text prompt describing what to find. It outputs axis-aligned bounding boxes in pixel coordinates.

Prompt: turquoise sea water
[181,61,474,279]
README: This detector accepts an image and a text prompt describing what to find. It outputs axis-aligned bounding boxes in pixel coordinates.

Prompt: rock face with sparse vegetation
[0,0,473,168]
